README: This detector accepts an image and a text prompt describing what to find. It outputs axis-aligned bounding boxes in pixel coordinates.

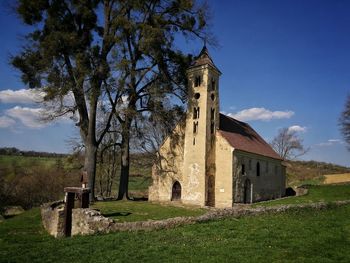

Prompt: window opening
[193,121,198,134]
[242,164,246,175]
[194,93,200,99]
[195,76,201,87]
[256,162,260,177]
[193,107,200,119]
[211,78,216,90]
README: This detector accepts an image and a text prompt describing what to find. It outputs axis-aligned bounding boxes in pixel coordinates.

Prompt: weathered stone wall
[214,133,233,208]
[233,151,286,203]
[41,201,65,238]
[148,123,185,202]
[43,200,350,237]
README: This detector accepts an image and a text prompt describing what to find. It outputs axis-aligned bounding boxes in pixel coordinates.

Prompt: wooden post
[63,187,91,237]
[64,192,75,237]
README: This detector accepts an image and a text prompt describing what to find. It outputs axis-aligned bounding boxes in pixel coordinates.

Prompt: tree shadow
[103,212,132,217]
[128,197,148,201]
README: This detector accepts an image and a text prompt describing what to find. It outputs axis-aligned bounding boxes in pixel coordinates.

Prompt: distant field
[324,173,350,184]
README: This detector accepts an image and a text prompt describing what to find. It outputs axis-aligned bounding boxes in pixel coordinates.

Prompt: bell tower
[182,46,221,206]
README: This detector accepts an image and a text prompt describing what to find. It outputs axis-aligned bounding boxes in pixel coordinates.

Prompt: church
[148,46,286,208]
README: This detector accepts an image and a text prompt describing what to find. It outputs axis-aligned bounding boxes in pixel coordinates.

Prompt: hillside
[285,160,350,186]
[1,149,350,192]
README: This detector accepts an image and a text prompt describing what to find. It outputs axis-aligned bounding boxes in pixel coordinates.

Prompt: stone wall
[41,201,65,238]
[233,151,286,203]
[42,199,350,238]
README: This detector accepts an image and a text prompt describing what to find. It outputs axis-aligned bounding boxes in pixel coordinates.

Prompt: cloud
[228,107,294,121]
[0,89,45,104]
[0,116,16,128]
[316,139,344,147]
[5,106,47,129]
[288,125,307,133]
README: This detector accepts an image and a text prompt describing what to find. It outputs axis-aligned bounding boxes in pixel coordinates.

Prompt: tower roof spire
[189,44,221,73]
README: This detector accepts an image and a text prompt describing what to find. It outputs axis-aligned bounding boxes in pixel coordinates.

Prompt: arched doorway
[243,179,252,204]
[171,181,181,201]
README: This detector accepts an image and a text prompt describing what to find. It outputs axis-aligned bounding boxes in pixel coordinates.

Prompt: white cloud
[316,139,344,147]
[0,116,16,128]
[5,106,46,129]
[0,89,45,104]
[228,107,294,121]
[288,125,307,133]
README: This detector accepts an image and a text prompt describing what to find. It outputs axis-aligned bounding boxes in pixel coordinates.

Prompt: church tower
[182,46,221,206]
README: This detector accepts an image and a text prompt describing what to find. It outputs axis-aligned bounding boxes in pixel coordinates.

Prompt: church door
[206,175,215,206]
[171,181,181,201]
[244,179,252,204]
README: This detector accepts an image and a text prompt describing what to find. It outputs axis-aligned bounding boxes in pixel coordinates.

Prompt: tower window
[210,122,215,134]
[193,121,198,134]
[193,137,196,145]
[211,108,215,121]
[195,76,201,87]
[211,94,215,101]
[242,164,246,175]
[193,107,200,119]
[256,162,260,177]
[249,159,252,170]
[194,93,200,99]
[211,79,216,90]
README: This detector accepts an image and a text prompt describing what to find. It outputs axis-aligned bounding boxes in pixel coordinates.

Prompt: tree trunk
[84,142,98,202]
[117,123,131,200]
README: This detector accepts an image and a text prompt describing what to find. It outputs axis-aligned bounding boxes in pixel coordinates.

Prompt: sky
[0,0,349,167]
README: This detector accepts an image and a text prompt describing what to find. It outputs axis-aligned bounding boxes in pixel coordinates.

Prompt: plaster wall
[214,133,233,208]
[148,123,185,202]
[233,150,286,203]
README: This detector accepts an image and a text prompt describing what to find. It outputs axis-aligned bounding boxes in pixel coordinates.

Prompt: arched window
[241,164,246,175]
[193,107,200,119]
[171,181,181,201]
[211,78,216,90]
[195,76,201,87]
[193,121,198,134]
[256,162,260,177]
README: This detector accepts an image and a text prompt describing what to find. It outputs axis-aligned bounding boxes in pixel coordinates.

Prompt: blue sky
[0,0,349,166]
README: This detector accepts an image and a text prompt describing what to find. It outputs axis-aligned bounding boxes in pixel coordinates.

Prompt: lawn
[1,204,350,262]
[255,184,350,207]
[92,201,205,222]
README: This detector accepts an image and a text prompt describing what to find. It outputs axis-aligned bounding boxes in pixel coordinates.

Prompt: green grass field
[256,184,350,207]
[0,204,349,262]
[92,201,205,222]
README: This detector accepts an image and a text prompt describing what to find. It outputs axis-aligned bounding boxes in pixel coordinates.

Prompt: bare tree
[340,95,350,150]
[270,128,308,160]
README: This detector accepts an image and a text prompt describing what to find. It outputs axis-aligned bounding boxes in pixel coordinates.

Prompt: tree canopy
[270,127,308,160]
[340,95,350,150]
[12,0,211,200]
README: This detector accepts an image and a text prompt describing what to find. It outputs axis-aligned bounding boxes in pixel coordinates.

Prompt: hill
[285,160,350,186]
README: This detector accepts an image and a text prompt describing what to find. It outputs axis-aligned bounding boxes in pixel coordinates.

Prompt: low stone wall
[41,201,65,238]
[42,199,350,237]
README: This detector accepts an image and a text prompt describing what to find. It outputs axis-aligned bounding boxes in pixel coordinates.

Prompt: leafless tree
[270,128,309,160]
[340,95,350,150]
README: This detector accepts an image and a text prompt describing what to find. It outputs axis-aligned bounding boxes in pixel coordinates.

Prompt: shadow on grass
[103,212,132,218]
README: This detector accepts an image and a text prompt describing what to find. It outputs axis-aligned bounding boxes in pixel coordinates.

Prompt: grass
[92,201,205,222]
[1,204,350,262]
[255,184,350,207]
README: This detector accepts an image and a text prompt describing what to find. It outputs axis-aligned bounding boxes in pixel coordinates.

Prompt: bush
[0,159,80,209]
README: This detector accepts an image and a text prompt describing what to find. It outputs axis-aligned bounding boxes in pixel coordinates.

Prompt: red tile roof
[218,114,282,160]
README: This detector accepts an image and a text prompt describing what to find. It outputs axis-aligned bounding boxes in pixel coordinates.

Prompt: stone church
[148,46,286,208]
